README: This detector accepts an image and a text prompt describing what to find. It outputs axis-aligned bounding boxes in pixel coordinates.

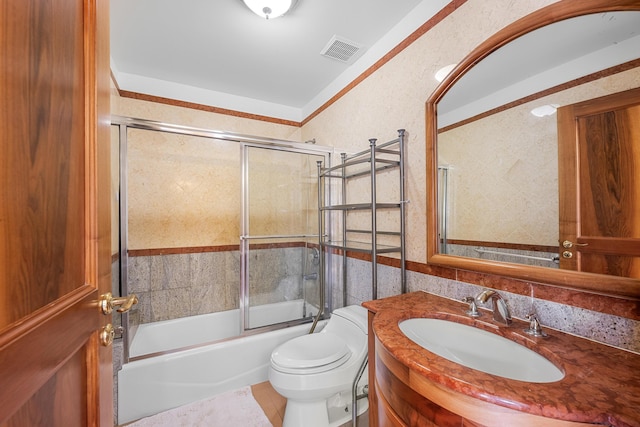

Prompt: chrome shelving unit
[317,129,406,304]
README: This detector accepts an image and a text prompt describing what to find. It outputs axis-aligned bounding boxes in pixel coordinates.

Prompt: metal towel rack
[240,233,322,240]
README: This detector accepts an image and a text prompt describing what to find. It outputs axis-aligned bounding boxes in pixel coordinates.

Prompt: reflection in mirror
[427,1,640,297]
[438,12,640,127]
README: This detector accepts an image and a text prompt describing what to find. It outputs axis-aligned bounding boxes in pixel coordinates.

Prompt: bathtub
[129,299,319,357]
[118,300,325,424]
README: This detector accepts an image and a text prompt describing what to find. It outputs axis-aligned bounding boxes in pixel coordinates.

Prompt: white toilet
[268,305,369,427]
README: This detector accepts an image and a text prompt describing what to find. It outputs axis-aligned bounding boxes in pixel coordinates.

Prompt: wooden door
[558,87,640,277]
[0,0,112,425]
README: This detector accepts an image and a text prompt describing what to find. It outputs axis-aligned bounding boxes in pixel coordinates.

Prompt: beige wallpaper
[111,85,310,250]
[116,123,322,250]
[246,147,322,239]
[300,0,560,262]
[111,88,302,142]
[126,129,241,249]
[438,103,559,246]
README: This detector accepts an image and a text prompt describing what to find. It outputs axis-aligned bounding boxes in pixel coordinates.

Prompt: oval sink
[399,318,564,383]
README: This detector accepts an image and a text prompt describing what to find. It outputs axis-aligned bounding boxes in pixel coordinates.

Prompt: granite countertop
[363,291,640,427]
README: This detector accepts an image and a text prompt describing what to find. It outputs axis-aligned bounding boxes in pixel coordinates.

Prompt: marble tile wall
[127,251,239,323]
[247,246,306,306]
[126,246,319,324]
[110,256,123,334]
[328,255,403,309]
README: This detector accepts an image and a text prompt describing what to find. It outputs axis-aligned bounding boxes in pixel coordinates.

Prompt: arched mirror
[426,0,640,299]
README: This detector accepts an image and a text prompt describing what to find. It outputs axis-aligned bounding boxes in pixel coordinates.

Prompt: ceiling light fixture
[242,0,297,20]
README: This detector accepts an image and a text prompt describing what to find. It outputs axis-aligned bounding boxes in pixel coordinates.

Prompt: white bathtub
[118,300,325,424]
[129,299,319,357]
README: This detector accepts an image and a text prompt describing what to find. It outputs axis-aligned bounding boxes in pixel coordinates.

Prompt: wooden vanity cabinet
[371,335,488,427]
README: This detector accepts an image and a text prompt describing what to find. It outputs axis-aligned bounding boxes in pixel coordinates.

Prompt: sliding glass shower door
[111,116,335,360]
[241,146,327,330]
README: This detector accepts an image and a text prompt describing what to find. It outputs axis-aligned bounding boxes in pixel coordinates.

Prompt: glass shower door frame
[112,115,337,361]
[240,143,332,333]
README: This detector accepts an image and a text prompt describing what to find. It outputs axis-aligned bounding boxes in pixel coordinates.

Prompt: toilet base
[282,395,369,427]
[283,400,328,427]
[327,396,369,427]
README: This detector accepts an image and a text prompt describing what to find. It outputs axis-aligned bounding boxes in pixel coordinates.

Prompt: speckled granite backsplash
[341,257,640,354]
[408,272,640,353]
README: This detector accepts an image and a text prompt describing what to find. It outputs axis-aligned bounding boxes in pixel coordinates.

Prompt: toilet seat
[271,332,351,374]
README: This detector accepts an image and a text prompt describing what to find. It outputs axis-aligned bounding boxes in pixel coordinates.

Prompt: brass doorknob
[562,240,588,248]
[99,292,138,315]
[100,324,115,347]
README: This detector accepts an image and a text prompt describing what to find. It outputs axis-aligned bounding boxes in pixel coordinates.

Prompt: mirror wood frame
[426,0,640,300]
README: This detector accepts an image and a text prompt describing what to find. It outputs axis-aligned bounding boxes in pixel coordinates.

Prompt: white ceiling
[110,0,450,122]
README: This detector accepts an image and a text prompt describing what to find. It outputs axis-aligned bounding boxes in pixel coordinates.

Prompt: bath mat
[126,386,273,427]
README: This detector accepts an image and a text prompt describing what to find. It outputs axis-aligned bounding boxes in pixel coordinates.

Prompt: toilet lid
[271,332,351,374]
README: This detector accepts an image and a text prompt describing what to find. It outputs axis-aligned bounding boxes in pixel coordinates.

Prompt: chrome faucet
[462,296,481,317]
[524,313,547,337]
[476,289,512,326]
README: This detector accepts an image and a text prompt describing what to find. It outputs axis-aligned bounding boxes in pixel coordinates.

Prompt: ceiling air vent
[320,35,362,63]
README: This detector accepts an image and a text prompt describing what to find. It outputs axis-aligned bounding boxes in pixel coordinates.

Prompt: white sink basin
[399,318,564,383]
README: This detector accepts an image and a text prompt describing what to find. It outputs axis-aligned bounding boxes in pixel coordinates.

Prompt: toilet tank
[322,305,368,338]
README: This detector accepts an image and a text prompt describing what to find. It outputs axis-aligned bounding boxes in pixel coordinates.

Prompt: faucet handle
[524,313,548,337]
[462,296,481,318]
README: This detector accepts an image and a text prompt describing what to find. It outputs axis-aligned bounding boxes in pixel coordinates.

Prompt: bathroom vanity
[363,292,640,427]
